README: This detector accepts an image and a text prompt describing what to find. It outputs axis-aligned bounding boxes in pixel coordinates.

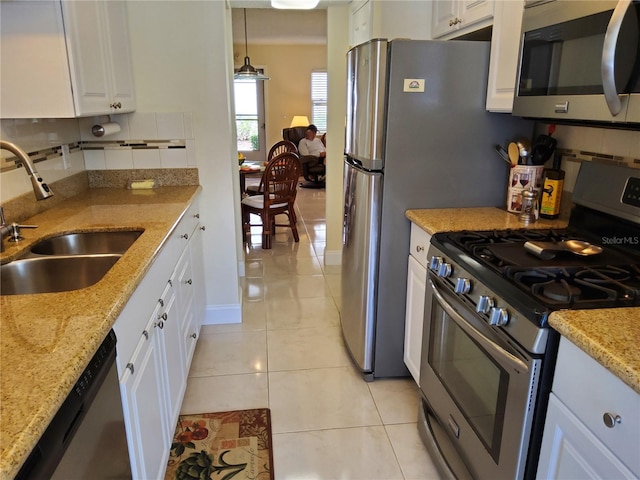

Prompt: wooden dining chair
[241,152,301,249]
[245,140,298,196]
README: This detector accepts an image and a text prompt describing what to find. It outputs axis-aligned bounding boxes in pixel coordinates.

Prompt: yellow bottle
[540,168,564,219]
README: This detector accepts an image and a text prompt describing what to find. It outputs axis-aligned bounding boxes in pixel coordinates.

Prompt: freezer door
[340,159,383,373]
[345,39,388,171]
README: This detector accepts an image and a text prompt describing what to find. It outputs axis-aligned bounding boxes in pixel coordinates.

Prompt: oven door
[418,275,541,480]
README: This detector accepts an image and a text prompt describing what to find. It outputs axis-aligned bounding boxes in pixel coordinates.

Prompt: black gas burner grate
[453,229,566,252]
[509,264,640,308]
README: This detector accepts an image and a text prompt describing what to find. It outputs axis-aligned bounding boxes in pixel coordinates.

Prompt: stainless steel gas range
[417,161,640,480]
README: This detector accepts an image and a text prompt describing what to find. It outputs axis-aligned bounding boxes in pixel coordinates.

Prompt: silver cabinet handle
[181,233,189,240]
[126,363,134,374]
[193,213,200,219]
[158,298,164,307]
[191,333,197,339]
[603,412,622,428]
[602,0,634,116]
[142,330,148,340]
[159,312,168,321]
[155,319,164,329]
[186,279,192,285]
[200,225,206,231]
[110,102,122,109]
[416,245,424,253]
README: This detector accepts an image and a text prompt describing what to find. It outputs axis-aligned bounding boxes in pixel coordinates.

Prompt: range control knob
[437,262,452,278]
[489,307,509,326]
[429,256,443,272]
[476,295,494,314]
[454,278,471,294]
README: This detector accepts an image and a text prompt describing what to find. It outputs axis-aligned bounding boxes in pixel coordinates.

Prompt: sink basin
[30,230,143,255]
[1,255,122,295]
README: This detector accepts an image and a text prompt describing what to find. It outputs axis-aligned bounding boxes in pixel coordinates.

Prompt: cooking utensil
[516,138,531,165]
[531,134,557,165]
[495,144,512,166]
[508,142,520,167]
[524,240,603,260]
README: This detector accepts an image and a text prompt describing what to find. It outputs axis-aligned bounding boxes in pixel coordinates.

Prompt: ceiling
[231,6,330,45]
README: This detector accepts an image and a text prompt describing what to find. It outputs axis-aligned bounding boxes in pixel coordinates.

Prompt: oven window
[428,303,508,462]
[519,8,639,97]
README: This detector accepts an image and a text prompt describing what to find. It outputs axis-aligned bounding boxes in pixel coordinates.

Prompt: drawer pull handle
[142,330,149,340]
[159,312,168,321]
[200,225,206,231]
[181,233,189,240]
[126,363,134,374]
[191,333,197,339]
[603,412,622,428]
[186,279,193,285]
[416,245,424,253]
[193,213,200,219]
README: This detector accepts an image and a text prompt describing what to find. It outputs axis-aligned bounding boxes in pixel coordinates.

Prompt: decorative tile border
[557,147,640,169]
[1,140,187,173]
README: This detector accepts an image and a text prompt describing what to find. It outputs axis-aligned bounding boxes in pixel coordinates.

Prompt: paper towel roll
[91,122,121,137]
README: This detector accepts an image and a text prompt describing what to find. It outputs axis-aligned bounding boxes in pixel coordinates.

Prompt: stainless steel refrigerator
[341,39,533,380]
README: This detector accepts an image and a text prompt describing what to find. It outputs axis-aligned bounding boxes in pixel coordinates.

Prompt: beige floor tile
[272,426,404,480]
[188,331,267,377]
[200,302,266,334]
[267,326,352,371]
[386,423,443,480]
[180,373,268,415]
[263,274,330,299]
[244,258,264,278]
[265,296,340,330]
[324,272,342,298]
[369,377,421,425]
[320,261,342,276]
[268,366,382,433]
[262,255,323,277]
[241,277,265,302]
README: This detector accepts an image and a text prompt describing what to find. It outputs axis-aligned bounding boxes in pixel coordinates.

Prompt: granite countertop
[0,185,200,480]
[405,206,640,395]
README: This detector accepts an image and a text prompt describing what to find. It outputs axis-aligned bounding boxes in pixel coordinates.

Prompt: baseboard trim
[202,303,242,325]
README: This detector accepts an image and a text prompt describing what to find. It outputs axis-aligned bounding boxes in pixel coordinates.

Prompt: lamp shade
[234,9,269,81]
[271,0,319,9]
[290,116,310,127]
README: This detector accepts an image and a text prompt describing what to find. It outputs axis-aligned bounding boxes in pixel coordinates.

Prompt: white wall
[325,5,349,265]
[126,1,242,324]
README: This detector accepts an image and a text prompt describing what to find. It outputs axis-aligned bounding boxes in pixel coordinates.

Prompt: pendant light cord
[243,8,249,58]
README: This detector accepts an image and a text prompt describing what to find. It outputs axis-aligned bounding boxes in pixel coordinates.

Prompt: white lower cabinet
[404,223,431,383]
[537,337,640,479]
[115,197,205,479]
[120,310,171,480]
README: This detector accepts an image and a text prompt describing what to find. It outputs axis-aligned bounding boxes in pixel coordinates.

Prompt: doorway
[234,77,266,162]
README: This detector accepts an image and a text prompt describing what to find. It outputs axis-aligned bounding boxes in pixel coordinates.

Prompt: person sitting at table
[297,124,325,172]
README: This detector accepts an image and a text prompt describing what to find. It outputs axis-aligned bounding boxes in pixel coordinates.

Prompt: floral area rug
[166,409,274,480]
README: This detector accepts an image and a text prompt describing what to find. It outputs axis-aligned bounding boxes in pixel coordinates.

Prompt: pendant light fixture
[234,9,269,81]
[271,0,319,9]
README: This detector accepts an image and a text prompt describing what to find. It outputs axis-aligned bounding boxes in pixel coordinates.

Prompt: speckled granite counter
[405,206,640,396]
[549,309,640,394]
[405,206,568,235]
[0,185,200,480]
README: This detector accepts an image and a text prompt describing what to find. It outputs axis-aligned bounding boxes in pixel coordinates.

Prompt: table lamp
[290,116,310,128]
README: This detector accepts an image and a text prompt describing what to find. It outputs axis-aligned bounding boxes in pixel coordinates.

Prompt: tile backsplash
[1,112,197,203]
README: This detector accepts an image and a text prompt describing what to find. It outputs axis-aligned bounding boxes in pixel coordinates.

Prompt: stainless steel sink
[1,255,122,295]
[30,230,143,255]
[1,229,143,295]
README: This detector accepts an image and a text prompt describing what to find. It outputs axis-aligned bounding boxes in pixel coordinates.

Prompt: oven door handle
[429,279,530,373]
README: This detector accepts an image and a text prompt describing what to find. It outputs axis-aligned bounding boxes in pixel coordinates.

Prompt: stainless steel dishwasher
[16,330,131,479]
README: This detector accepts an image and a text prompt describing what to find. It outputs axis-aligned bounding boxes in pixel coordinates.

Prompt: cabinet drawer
[553,338,640,474]
[409,223,431,268]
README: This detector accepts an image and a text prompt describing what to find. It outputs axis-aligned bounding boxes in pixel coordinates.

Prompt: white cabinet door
[120,321,170,480]
[158,279,186,431]
[432,0,494,39]
[404,254,427,383]
[0,0,135,118]
[62,0,136,116]
[189,222,206,341]
[350,0,372,47]
[486,0,524,112]
[537,395,637,480]
[432,0,459,38]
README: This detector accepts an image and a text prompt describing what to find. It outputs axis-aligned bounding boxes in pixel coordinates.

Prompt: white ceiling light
[234,9,269,81]
[271,0,320,10]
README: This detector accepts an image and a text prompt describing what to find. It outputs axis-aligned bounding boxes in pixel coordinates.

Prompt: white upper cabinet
[0,0,136,119]
[486,0,525,112]
[431,0,494,39]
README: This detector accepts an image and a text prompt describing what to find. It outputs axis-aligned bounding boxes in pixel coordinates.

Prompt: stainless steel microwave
[512,0,640,125]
